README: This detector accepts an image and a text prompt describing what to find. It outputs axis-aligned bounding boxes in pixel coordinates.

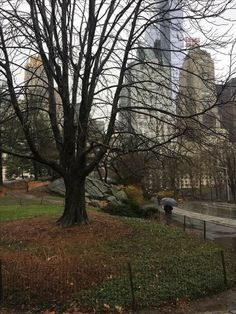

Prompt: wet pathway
[137,203,236,313]
[168,205,236,248]
[174,206,236,228]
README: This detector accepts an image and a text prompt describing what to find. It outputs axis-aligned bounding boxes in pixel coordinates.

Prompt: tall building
[23,55,61,165]
[217,78,236,142]
[119,44,172,144]
[117,44,173,193]
[24,54,48,100]
[176,47,228,194]
[24,54,61,106]
[177,47,221,137]
[145,0,184,85]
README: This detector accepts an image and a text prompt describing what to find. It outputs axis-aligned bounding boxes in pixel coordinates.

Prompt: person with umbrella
[160,198,178,224]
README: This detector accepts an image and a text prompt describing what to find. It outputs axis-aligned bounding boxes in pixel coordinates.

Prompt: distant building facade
[24,54,48,100]
[116,45,173,194]
[176,47,228,193]
[145,0,184,84]
[177,47,221,138]
[22,55,61,177]
[24,54,61,105]
[119,45,172,143]
[217,78,236,142]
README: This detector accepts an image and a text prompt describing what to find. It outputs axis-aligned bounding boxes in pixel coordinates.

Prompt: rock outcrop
[48,178,128,208]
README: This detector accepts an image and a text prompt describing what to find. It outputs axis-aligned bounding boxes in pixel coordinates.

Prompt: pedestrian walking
[160,198,178,225]
[163,204,173,225]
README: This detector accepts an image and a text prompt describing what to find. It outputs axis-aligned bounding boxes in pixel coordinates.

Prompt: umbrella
[160,197,178,207]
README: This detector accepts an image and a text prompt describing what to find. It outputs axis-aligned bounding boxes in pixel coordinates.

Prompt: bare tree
[0,0,235,226]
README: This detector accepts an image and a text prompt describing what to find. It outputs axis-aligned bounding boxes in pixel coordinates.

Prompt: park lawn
[0,204,64,221]
[78,218,236,311]
[0,192,64,205]
[1,207,236,312]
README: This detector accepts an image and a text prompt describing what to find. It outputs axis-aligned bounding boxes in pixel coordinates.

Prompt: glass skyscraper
[145,0,184,85]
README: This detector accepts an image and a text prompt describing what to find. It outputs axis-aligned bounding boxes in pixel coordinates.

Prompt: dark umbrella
[160,197,178,207]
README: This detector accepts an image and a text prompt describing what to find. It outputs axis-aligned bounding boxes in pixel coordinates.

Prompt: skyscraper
[24,54,61,105]
[24,54,48,99]
[178,47,220,130]
[217,78,236,142]
[145,0,184,84]
[119,44,172,142]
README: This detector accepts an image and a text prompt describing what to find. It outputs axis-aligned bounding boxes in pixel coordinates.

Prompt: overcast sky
[204,6,236,80]
[2,0,236,86]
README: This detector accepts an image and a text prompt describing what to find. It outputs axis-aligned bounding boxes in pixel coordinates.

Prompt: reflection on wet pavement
[174,202,236,249]
[183,202,236,219]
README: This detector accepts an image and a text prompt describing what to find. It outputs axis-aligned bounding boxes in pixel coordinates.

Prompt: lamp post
[217,166,230,202]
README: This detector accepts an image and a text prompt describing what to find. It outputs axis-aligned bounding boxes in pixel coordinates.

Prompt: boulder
[48,177,122,202]
[106,195,121,205]
[87,199,101,208]
[112,189,128,201]
[48,178,65,196]
[86,177,111,199]
[111,185,123,196]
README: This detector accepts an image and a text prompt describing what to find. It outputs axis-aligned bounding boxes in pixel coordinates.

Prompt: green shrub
[102,199,158,218]
[141,206,158,218]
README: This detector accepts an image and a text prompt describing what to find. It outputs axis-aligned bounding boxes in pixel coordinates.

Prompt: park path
[174,206,236,228]
[158,205,236,314]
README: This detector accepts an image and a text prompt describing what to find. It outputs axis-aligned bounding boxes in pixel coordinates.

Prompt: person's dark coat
[164,204,173,214]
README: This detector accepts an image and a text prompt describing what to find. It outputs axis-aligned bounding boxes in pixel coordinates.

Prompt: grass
[0,193,64,205]
[1,199,236,312]
[0,192,64,221]
[77,218,236,311]
[0,204,63,221]
[108,218,222,256]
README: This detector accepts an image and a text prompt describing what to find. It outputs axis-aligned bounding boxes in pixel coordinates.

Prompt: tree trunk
[199,176,202,199]
[210,185,213,201]
[96,165,103,182]
[33,160,39,181]
[57,176,89,227]
[214,177,218,199]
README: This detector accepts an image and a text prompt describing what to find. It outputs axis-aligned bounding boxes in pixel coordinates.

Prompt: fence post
[127,262,136,311]
[0,260,3,304]
[183,215,186,232]
[220,251,228,287]
[203,221,206,240]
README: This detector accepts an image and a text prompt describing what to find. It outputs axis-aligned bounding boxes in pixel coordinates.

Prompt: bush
[123,185,144,204]
[141,206,159,218]
[157,190,175,199]
[102,199,158,218]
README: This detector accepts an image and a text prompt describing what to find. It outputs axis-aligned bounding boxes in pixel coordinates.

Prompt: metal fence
[2,209,236,312]
[0,250,234,312]
[170,211,236,245]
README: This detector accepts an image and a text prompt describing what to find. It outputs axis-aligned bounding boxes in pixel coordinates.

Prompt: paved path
[153,205,236,313]
[162,206,236,314]
[173,206,236,228]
